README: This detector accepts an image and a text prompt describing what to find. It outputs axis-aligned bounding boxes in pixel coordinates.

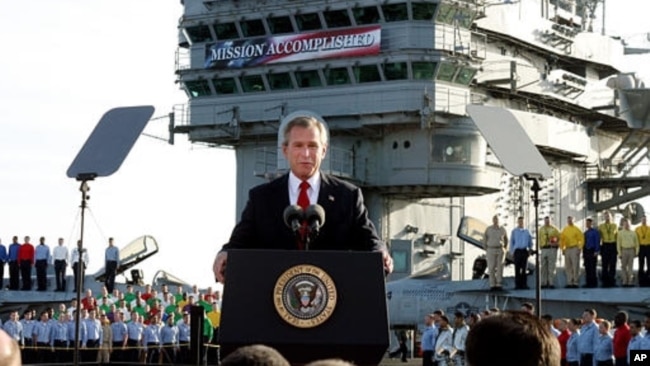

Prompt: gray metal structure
[173,0,650,349]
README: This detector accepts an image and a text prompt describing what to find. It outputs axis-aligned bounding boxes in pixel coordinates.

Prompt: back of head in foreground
[220,344,290,366]
[465,310,560,366]
[0,329,21,366]
[306,359,355,366]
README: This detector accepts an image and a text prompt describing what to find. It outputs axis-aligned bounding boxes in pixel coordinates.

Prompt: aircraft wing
[457,216,514,266]
[94,235,159,281]
[458,216,539,272]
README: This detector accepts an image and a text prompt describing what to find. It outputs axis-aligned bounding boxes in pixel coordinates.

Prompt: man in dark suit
[213,115,393,282]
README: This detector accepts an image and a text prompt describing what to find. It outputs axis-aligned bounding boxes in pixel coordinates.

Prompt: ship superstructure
[173,0,650,281]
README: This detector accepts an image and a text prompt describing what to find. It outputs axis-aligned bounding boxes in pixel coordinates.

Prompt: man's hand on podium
[214,251,228,283]
[383,250,394,274]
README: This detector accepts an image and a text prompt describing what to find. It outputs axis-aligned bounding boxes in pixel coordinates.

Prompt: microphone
[305,204,326,238]
[283,205,304,235]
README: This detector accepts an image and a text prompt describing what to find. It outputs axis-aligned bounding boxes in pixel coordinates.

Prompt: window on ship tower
[214,22,238,40]
[269,16,294,34]
[412,2,437,21]
[383,62,408,80]
[185,25,212,43]
[324,9,352,28]
[241,19,265,37]
[185,80,211,98]
[353,6,380,25]
[213,78,238,95]
[296,13,322,31]
[382,3,408,22]
[296,70,322,88]
[324,67,351,86]
[268,72,294,91]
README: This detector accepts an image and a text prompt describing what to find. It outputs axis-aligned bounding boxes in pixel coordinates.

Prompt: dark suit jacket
[223,173,385,252]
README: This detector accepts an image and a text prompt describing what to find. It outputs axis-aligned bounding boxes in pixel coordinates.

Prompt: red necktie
[297,181,310,249]
[298,181,310,210]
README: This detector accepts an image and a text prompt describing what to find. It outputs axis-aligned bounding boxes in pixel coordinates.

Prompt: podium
[219,249,389,365]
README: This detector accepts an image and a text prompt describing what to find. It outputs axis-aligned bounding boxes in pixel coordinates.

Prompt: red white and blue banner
[204,25,381,69]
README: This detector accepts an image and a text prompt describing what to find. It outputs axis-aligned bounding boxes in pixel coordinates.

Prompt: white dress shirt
[53,245,69,262]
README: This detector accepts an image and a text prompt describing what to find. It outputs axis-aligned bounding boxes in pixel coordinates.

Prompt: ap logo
[630,350,650,365]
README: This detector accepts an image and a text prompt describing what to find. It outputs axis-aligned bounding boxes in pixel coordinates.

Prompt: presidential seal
[273,264,337,328]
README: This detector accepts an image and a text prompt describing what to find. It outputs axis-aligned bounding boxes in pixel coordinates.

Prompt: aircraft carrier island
[172,0,650,360]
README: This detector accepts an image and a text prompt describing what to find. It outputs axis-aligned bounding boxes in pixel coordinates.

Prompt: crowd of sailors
[0,235,112,293]
[413,305,650,366]
[0,283,222,364]
[483,212,650,291]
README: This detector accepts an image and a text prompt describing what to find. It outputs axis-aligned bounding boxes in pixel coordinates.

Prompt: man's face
[645,316,650,331]
[517,218,524,228]
[433,314,441,324]
[582,311,592,322]
[492,216,498,226]
[544,217,550,226]
[604,212,611,222]
[567,217,573,225]
[282,125,327,181]
[454,316,463,327]
[599,323,607,335]
[630,323,639,336]
[424,315,433,326]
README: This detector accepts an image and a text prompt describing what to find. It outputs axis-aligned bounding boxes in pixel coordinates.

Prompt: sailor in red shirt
[140,284,154,302]
[81,288,98,311]
[556,318,571,366]
[18,236,35,290]
[612,311,631,366]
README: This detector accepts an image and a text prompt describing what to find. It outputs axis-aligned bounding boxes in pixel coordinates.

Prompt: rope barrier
[21,342,219,351]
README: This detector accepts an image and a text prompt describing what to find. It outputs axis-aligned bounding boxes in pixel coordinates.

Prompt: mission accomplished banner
[204,25,381,69]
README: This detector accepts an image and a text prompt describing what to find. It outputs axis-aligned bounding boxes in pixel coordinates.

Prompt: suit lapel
[272,174,291,209]
[317,173,336,212]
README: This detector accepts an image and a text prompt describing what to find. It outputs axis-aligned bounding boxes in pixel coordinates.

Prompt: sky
[0,0,648,290]
[0,1,235,290]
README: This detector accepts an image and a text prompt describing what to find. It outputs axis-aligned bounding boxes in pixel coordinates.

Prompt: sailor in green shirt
[598,211,619,287]
[198,294,212,314]
[133,298,147,318]
[123,285,137,305]
[202,314,214,362]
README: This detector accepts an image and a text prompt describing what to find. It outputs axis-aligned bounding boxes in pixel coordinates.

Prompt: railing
[433,85,471,115]
[175,47,191,75]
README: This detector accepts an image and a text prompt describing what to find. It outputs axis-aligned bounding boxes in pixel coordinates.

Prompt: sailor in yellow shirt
[617,218,639,287]
[560,216,583,288]
[539,216,561,288]
[206,302,221,361]
[635,215,650,287]
[598,211,619,287]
